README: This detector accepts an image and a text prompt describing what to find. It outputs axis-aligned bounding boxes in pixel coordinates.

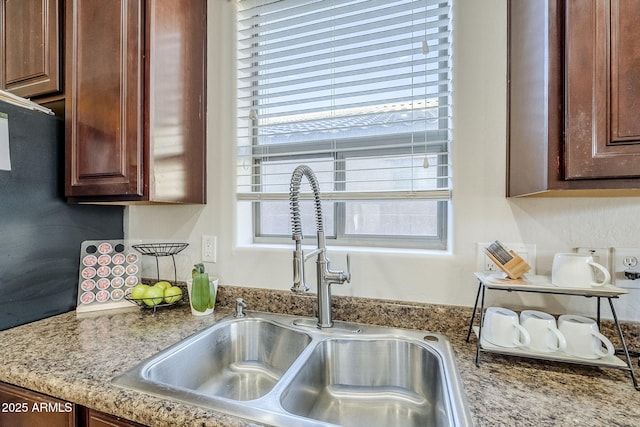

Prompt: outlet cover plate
[202,235,217,263]
[613,247,640,289]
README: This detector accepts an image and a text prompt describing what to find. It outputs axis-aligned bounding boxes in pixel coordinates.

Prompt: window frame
[251,132,449,249]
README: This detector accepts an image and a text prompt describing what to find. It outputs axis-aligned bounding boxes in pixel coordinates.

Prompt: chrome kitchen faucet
[289,165,351,328]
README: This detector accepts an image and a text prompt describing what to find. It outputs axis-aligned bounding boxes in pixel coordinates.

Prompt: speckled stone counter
[0,285,638,427]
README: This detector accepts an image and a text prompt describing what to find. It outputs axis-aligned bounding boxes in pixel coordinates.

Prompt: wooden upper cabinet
[0,0,62,99]
[65,0,144,200]
[65,0,207,204]
[508,0,640,196]
[565,0,640,179]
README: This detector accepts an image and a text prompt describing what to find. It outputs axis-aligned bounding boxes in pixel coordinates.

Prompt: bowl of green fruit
[126,281,184,310]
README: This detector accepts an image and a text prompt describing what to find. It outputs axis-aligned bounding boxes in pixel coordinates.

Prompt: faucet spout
[289,165,351,328]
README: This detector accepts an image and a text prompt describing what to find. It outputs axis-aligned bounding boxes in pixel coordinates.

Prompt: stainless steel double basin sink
[112,311,472,427]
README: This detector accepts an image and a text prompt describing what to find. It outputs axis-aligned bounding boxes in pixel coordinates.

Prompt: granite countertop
[0,285,638,427]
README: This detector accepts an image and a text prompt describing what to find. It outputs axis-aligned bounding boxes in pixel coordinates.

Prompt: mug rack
[466,272,639,391]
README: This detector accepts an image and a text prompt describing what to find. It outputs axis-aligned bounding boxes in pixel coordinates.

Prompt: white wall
[126,0,640,321]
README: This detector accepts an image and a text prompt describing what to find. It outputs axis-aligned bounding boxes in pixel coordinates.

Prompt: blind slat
[238,54,448,87]
[239,72,450,104]
[240,142,451,157]
[237,190,452,201]
[238,38,451,76]
[239,21,431,58]
[242,91,450,115]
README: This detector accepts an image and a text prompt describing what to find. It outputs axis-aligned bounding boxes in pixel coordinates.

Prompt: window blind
[236,0,452,203]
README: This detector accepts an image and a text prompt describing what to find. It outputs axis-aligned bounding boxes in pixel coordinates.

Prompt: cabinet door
[0,0,61,98]
[83,408,146,427]
[65,0,144,199]
[146,0,207,204]
[565,0,640,179]
[0,382,75,427]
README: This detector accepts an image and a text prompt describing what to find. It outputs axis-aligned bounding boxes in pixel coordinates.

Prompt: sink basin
[113,312,472,427]
[281,339,450,427]
[142,318,311,400]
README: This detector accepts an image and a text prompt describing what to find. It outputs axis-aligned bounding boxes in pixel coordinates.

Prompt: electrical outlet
[613,247,640,288]
[476,242,536,274]
[484,256,500,272]
[202,235,217,263]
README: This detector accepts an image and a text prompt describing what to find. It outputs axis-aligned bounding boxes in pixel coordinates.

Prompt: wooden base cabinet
[65,0,207,204]
[81,408,146,427]
[508,0,640,197]
[0,382,147,427]
[0,382,76,427]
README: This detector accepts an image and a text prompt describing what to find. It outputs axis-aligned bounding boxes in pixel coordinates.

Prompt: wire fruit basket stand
[124,242,189,311]
[132,242,189,284]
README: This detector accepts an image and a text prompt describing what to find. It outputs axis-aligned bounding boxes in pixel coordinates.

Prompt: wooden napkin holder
[485,250,531,280]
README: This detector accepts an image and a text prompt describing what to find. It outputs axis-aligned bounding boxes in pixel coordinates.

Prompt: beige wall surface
[127,0,640,321]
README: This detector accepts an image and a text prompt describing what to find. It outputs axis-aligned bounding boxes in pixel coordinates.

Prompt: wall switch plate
[202,235,217,263]
[613,247,640,289]
[476,242,536,274]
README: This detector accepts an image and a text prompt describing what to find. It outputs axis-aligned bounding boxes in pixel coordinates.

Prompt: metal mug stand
[466,273,639,391]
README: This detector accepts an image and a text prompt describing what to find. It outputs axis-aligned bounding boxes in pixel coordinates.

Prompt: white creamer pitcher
[551,253,610,288]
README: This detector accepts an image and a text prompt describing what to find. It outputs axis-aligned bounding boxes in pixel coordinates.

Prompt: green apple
[163,286,183,304]
[130,284,150,300]
[143,286,164,307]
[153,281,172,291]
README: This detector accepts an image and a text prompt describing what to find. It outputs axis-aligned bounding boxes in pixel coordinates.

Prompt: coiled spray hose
[289,165,324,241]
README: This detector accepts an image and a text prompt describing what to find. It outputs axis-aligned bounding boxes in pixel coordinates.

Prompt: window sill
[234,242,452,257]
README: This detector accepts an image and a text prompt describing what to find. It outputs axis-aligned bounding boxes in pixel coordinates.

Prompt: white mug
[520,310,567,353]
[558,314,615,359]
[482,307,531,348]
[551,253,611,287]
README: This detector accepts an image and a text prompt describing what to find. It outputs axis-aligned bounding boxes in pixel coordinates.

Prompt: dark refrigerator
[0,100,124,330]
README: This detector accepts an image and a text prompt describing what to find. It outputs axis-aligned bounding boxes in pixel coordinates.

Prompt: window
[237,0,453,249]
